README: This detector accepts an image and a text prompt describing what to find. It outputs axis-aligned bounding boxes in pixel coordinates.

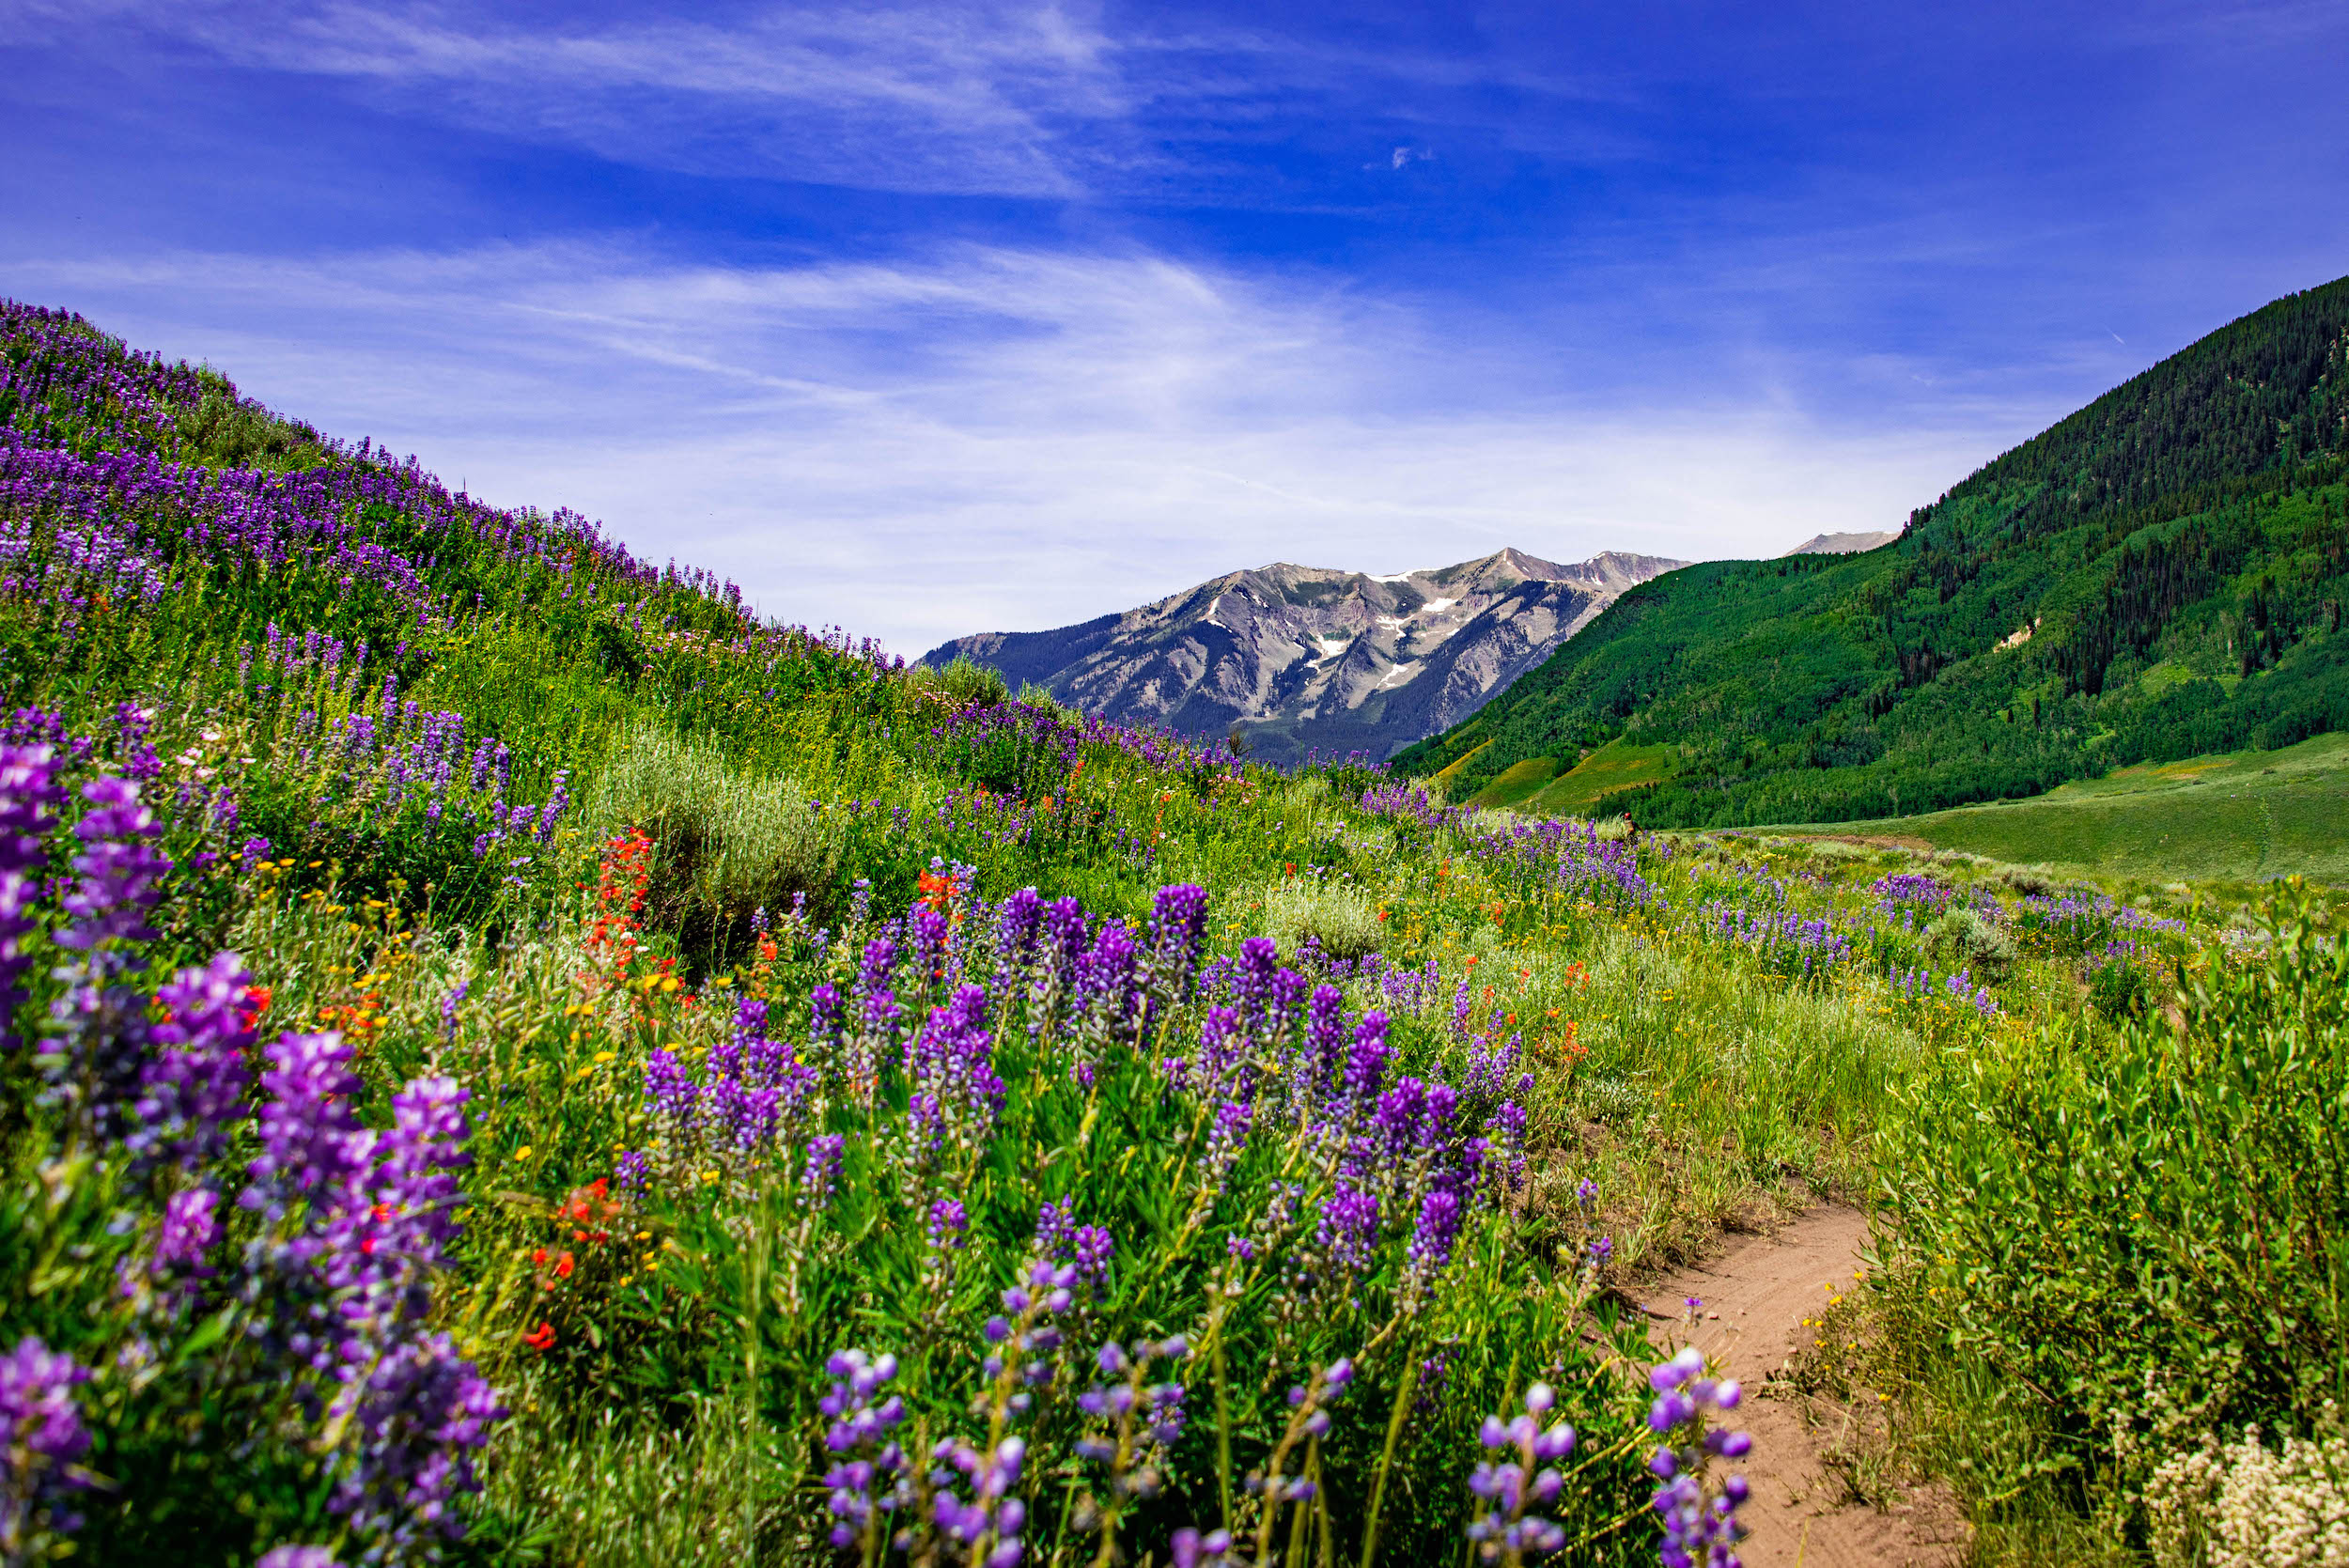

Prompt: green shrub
[1877,894,2349,1530]
[1924,905,2017,978]
[589,721,845,956]
[1261,876,1386,960]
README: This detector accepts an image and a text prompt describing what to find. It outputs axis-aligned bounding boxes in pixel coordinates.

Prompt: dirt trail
[1637,1204,1965,1568]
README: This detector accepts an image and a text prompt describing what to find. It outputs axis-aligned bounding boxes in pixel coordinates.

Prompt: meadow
[1768,730,2349,886]
[1,300,2343,1568]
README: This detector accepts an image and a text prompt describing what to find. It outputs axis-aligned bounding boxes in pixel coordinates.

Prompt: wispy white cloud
[9,240,2039,657]
[1,0,1656,200]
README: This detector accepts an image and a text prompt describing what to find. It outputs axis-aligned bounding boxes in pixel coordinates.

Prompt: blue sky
[5,1,2346,655]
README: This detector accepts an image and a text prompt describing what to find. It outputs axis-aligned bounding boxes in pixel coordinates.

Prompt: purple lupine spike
[1343,1012,1392,1112]
[808,983,845,1058]
[153,1185,222,1276]
[910,907,950,989]
[800,1134,845,1209]
[1044,896,1088,978]
[1078,920,1140,1025]
[1232,938,1280,1029]
[55,775,169,960]
[1316,1185,1378,1278]
[1303,985,1347,1097]
[1204,1099,1253,1191]
[644,1048,698,1130]
[245,1032,367,1195]
[1146,883,1209,995]
[1406,1188,1464,1289]
[131,952,257,1172]
[0,744,63,1049]
[0,1336,94,1547]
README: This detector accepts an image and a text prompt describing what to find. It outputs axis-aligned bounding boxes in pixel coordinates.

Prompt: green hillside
[1395,276,2349,827]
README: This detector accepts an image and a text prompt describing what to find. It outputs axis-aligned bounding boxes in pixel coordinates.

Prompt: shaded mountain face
[923,548,1681,767]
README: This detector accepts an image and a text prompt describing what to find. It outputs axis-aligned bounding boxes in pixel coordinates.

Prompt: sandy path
[1636,1205,1965,1568]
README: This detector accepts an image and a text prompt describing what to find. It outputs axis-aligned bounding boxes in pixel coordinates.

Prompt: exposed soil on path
[1637,1204,1967,1568]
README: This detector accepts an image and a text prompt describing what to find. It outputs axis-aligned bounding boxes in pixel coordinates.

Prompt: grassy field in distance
[1768,730,2349,883]
[1521,738,1678,815]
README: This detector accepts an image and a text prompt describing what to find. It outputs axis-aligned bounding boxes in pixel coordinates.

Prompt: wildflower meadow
[2,299,2343,1567]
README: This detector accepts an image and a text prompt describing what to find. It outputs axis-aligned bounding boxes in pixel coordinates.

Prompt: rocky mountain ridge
[923,547,1682,766]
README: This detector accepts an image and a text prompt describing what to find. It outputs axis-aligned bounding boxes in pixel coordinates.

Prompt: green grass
[1520,739,1677,815]
[1466,754,1557,808]
[1770,730,2349,882]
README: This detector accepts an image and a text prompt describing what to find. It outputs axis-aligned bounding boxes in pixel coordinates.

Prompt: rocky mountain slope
[1783,530,1898,556]
[923,548,1680,766]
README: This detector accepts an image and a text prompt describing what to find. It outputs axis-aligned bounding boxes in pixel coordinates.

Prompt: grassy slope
[1770,730,2349,882]
[1394,276,2349,827]
[1522,739,1677,815]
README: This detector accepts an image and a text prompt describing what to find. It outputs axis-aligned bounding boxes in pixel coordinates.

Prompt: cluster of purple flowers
[2015,889,2186,953]
[1467,819,1658,909]
[0,302,897,701]
[819,1349,913,1553]
[639,997,822,1179]
[1704,903,1855,979]
[1886,965,1999,1017]
[1869,872,1955,916]
[1465,1382,1578,1563]
[0,738,502,1561]
[1646,1348,1752,1568]
[240,1032,504,1556]
[0,1337,95,1556]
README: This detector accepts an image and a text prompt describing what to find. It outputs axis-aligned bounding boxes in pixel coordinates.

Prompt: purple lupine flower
[0,1337,94,1549]
[1484,1102,1528,1193]
[1316,1185,1379,1279]
[1303,984,1347,1099]
[131,951,257,1172]
[0,745,62,1049]
[1146,882,1209,996]
[1646,1347,1752,1568]
[1204,1099,1253,1191]
[440,979,469,1040]
[47,776,173,1133]
[614,1149,650,1193]
[238,1031,502,1557]
[535,770,568,843]
[1172,1527,1236,1568]
[1035,1198,1078,1258]
[1407,1188,1464,1291]
[154,1185,222,1275]
[910,907,950,990]
[244,1032,367,1195]
[643,1048,697,1130]
[800,1135,845,1209]
[330,1330,504,1558]
[928,1199,971,1252]
[808,983,845,1060]
[1464,1381,1576,1561]
[1343,1012,1392,1111]
[1071,1225,1114,1290]
[819,1349,909,1550]
[256,1548,344,1568]
[1077,919,1141,1032]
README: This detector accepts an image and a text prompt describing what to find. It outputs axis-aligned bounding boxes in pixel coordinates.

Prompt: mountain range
[922,549,1680,767]
[1394,275,2349,827]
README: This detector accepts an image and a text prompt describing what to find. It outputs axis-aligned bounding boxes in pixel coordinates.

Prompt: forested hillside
[1394,275,2349,825]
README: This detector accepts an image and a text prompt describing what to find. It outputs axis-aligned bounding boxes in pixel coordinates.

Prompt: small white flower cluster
[2147,1404,2349,1568]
